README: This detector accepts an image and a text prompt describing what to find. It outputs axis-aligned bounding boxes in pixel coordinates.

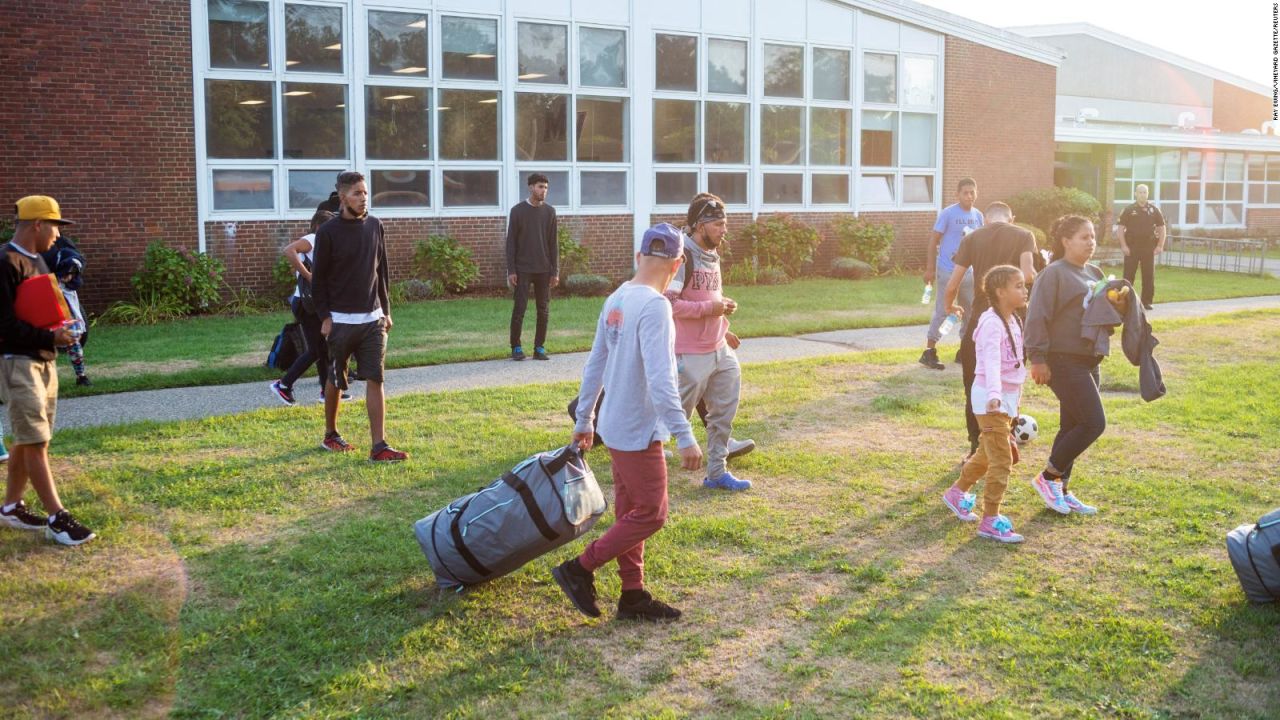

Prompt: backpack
[1226,507,1280,604]
[266,322,305,370]
[296,256,315,314]
[414,444,606,590]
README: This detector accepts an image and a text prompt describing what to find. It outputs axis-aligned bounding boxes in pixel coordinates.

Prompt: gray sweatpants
[677,345,741,480]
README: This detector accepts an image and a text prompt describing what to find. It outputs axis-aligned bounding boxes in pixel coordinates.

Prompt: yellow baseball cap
[15,195,75,225]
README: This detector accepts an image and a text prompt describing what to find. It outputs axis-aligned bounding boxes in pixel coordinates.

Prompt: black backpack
[296,256,315,314]
[266,322,305,370]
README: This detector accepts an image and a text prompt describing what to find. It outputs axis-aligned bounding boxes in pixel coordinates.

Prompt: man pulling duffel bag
[414,443,606,590]
[1226,507,1280,604]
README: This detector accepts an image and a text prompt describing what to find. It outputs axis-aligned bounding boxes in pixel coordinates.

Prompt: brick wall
[1246,208,1280,232]
[208,213,638,296]
[0,1,197,311]
[1212,80,1272,134]
[942,37,1057,211]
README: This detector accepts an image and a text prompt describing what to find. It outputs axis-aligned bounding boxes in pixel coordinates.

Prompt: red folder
[15,274,73,330]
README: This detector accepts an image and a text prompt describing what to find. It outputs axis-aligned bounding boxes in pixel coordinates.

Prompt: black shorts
[326,319,386,389]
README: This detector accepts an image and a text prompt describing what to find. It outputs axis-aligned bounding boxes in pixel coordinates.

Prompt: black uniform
[1117,202,1165,308]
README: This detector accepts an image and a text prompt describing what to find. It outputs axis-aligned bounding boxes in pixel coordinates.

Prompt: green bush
[272,255,298,300]
[723,261,758,286]
[392,278,437,303]
[131,241,225,315]
[1014,222,1048,250]
[735,214,821,278]
[1008,187,1102,237]
[557,226,591,277]
[829,216,895,271]
[412,235,480,294]
[218,287,274,316]
[564,273,612,296]
[756,266,791,286]
[829,257,874,280]
[97,291,187,325]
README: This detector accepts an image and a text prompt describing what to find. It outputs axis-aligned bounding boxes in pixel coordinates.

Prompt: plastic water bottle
[920,283,933,305]
[938,312,960,337]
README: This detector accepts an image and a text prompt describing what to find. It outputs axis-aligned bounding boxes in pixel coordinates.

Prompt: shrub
[272,255,298,300]
[1014,222,1048,250]
[756,266,791,285]
[1167,225,1280,241]
[557,226,592,277]
[97,291,186,325]
[1008,188,1102,237]
[723,261,758,286]
[564,273,612,296]
[829,257,874,280]
[131,241,224,315]
[219,287,274,316]
[735,214,820,278]
[829,216,895,271]
[392,278,437,303]
[412,235,479,294]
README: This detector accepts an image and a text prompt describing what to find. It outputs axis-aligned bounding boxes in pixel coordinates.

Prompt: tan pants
[955,412,1013,517]
[677,346,740,479]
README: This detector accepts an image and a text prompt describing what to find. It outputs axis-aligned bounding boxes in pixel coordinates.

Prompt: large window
[1247,154,1280,205]
[1114,146,1180,222]
[859,51,939,207]
[365,86,429,160]
[515,93,568,161]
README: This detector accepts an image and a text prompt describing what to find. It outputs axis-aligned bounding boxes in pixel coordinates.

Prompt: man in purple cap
[553,223,703,622]
[0,196,94,545]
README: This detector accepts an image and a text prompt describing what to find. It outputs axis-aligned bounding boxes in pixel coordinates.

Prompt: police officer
[1115,184,1165,310]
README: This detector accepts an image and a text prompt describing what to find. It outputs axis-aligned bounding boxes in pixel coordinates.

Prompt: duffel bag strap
[1245,527,1280,600]
[449,498,492,578]
[542,443,582,477]
[503,472,559,541]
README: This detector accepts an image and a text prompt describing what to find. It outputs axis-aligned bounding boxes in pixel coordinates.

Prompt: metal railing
[1156,236,1268,276]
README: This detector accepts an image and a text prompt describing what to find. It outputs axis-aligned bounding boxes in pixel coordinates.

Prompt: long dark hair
[981,264,1025,366]
[1048,214,1092,262]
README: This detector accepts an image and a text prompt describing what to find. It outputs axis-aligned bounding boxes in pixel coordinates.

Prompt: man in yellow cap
[0,196,95,545]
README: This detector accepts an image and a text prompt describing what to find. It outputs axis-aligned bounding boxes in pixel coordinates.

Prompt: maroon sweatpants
[578,441,669,591]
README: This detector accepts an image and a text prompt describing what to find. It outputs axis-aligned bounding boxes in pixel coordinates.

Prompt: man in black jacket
[505,173,558,361]
[312,172,408,462]
[0,196,94,545]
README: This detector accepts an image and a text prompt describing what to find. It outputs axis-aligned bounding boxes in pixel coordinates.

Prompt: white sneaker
[1063,492,1098,515]
[725,438,756,460]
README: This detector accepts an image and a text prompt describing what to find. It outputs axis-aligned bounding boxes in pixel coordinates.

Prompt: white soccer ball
[1012,415,1038,444]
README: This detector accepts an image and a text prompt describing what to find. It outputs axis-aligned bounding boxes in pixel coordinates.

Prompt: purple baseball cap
[639,223,684,259]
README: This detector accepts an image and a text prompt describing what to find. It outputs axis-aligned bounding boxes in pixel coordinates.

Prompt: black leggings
[281,298,330,393]
[1046,353,1106,486]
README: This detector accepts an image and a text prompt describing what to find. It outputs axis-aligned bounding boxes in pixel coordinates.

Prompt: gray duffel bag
[1225,507,1280,604]
[415,444,606,590]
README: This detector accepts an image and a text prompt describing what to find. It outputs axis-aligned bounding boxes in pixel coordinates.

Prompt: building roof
[843,0,1066,66]
[1009,22,1269,97]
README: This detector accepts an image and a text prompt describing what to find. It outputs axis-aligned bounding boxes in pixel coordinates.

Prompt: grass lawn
[64,266,1280,398]
[3,311,1278,718]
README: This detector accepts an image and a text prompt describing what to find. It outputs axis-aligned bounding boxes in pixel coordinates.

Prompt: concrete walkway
[57,295,1280,431]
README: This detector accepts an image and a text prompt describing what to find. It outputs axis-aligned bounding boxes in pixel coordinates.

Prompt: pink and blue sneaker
[942,485,978,522]
[1031,472,1070,514]
[977,515,1024,543]
[703,471,752,491]
[1063,491,1098,515]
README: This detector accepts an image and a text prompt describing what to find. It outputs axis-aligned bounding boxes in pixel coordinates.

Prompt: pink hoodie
[663,237,729,354]
[972,307,1027,407]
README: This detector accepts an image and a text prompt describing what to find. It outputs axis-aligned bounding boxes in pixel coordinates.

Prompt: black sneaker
[512,346,527,361]
[551,558,601,618]
[1,500,47,531]
[46,509,96,546]
[918,348,944,370]
[616,589,682,622]
[75,375,92,387]
[270,380,296,406]
[533,347,549,361]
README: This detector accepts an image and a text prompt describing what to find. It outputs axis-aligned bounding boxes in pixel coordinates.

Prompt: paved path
[58,295,1280,431]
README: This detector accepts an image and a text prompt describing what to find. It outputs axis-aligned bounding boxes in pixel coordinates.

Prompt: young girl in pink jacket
[941,265,1029,543]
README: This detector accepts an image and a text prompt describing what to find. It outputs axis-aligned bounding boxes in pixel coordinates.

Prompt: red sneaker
[321,433,354,452]
[369,443,408,462]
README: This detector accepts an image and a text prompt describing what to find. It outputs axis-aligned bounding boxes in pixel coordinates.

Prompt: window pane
[208,0,269,70]
[656,34,697,91]
[1186,151,1201,179]
[763,44,803,98]
[516,170,568,207]
[1158,149,1180,179]
[812,174,849,204]
[368,11,427,77]
[1249,184,1265,204]
[289,169,341,210]
[902,55,935,106]
[442,16,497,81]
[705,101,748,164]
[656,172,698,205]
[518,22,567,84]
[1225,204,1242,224]
[1202,204,1220,224]
[581,171,627,205]
[1133,148,1156,179]
[903,175,933,204]
[812,48,850,101]
[1185,181,1199,202]
[438,90,499,160]
[763,173,802,204]
[1185,203,1198,224]
[443,170,498,206]
[1160,203,1177,221]
[285,4,342,73]
[515,93,568,161]
[1226,182,1243,202]
[1225,153,1245,181]
[576,97,627,162]
[654,99,698,163]
[580,27,626,88]
[283,83,347,159]
[708,172,747,204]
[1115,180,1133,200]
[1204,152,1224,181]
[1206,182,1225,201]
[900,113,935,167]
[864,53,896,103]
[859,174,894,204]
[213,169,273,210]
[1158,181,1179,202]
[1268,156,1280,182]
[860,110,896,167]
[372,170,430,208]
[1269,185,1280,204]
[708,38,747,94]
[1247,154,1265,181]
[1115,147,1134,179]
[366,86,430,160]
[761,105,804,165]
[810,108,850,165]
[205,79,274,158]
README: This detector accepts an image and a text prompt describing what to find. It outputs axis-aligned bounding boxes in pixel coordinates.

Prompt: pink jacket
[972,308,1027,405]
[663,239,728,355]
